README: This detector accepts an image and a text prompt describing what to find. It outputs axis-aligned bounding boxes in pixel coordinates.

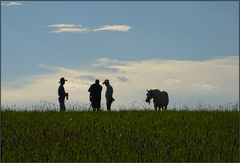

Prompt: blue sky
[1,1,239,110]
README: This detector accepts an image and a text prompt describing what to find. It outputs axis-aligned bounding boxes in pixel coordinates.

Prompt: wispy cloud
[47,24,132,34]
[49,28,90,34]
[163,79,182,85]
[193,84,220,91]
[47,24,82,28]
[1,2,23,6]
[2,56,238,109]
[93,25,132,32]
[90,58,126,67]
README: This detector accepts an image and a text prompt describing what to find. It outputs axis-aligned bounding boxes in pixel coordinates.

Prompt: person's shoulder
[108,85,113,90]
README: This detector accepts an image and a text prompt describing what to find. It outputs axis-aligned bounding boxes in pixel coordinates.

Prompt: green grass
[1,104,239,162]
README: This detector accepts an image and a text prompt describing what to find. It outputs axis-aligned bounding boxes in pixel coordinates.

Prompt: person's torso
[106,85,113,96]
[58,85,65,97]
[90,84,102,96]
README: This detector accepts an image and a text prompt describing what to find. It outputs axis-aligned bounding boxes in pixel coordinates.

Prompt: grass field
[1,102,239,162]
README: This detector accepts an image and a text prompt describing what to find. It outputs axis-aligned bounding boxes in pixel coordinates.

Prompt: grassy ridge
[1,109,239,162]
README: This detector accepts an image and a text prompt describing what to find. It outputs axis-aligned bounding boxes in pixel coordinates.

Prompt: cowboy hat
[102,79,109,85]
[58,77,67,83]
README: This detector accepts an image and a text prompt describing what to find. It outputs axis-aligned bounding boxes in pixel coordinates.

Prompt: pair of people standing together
[58,77,114,111]
[88,79,114,111]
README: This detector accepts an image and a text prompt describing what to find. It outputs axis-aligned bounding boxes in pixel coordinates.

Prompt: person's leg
[92,102,96,111]
[59,97,66,111]
[96,100,101,111]
[107,101,112,111]
[60,101,65,111]
[63,102,66,111]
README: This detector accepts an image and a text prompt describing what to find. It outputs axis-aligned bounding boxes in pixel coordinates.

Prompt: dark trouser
[92,100,101,111]
[107,100,113,111]
[58,97,66,111]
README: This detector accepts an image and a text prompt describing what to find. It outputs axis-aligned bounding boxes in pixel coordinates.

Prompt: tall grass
[1,102,239,162]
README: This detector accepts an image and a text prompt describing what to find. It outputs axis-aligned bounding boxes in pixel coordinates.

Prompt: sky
[1,1,239,111]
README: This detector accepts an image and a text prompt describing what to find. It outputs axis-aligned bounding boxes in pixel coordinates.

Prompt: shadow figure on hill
[88,79,102,111]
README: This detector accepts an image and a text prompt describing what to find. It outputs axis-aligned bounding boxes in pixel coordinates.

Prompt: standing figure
[58,77,68,111]
[88,79,102,111]
[102,79,115,111]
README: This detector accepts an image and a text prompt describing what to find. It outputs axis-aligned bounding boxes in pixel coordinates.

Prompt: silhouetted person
[58,77,68,111]
[88,79,102,111]
[103,79,114,111]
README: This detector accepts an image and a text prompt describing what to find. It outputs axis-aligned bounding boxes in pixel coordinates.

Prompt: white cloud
[47,24,82,28]
[1,2,23,6]
[1,56,238,110]
[47,24,132,34]
[90,58,126,67]
[49,28,90,34]
[93,25,132,32]
[193,84,220,91]
[163,79,182,85]
[203,84,220,91]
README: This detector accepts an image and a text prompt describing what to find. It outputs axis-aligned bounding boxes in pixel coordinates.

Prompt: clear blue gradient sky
[1,1,239,110]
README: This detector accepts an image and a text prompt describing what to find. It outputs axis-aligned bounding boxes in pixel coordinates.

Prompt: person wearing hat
[88,79,102,111]
[58,77,68,111]
[103,79,114,111]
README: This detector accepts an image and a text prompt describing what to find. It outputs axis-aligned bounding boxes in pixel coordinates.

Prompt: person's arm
[105,86,109,100]
[59,85,65,97]
[88,85,92,93]
[110,86,113,97]
[60,85,68,98]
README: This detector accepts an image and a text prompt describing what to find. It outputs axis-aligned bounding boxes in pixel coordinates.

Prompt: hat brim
[59,79,67,83]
